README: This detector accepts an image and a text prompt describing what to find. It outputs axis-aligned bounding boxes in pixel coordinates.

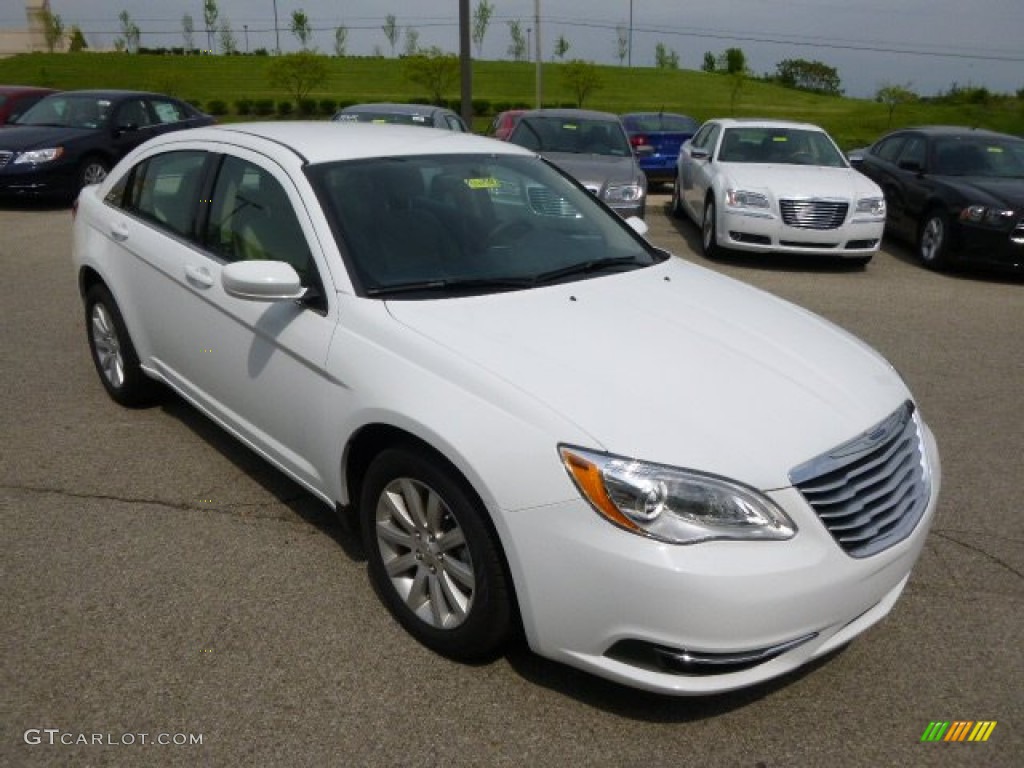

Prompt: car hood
[0,124,93,151]
[384,258,908,490]
[720,163,881,200]
[937,175,1024,208]
[542,152,642,191]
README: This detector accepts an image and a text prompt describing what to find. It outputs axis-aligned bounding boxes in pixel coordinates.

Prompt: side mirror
[625,216,649,237]
[689,147,710,161]
[222,261,304,302]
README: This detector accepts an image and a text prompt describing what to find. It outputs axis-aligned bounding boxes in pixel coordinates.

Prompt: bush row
[195,97,582,118]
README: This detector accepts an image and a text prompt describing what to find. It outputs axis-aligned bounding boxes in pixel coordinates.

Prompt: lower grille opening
[728,231,772,245]
[779,240,839,249]
[606,633,818,676]
[845,239,879,249]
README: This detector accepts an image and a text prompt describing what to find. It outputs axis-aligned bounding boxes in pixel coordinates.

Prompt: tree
[616,25,628,66]
[334,26,348,57]
[68,25,88,52]
[729,72,746,114]
[36,6,64,52]
[383,14,399,57]
[718,47,746,74]
[203,0,219,54]
[876,82,918,127]
[561,59,603,108]
[775,58,843,95]
[291,9,312,50]
[219,19,237,55]
[472,0,494,58]
[118,10,141,54]
[268,52,329,103]
[655,42,679,70]
[701,51,716,73]
[506,19,526,61]
[182,14,195,54]
[403,46,459,104]
[403,27,420,58]
[553,34,570,61]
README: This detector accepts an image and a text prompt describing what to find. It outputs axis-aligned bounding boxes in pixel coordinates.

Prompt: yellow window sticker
[986,146,1004,153]
[465,177,501,189]
[772,136,789,142]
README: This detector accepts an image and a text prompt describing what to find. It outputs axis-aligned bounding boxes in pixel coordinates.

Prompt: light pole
[534,0,542,108]
[272,0,281,55]
[527,27,531,60]
[243,24,249,53]
[628,0,633,68]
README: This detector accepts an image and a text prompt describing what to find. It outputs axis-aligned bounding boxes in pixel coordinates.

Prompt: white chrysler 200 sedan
[672,118,887,265]
[72,122,939,695]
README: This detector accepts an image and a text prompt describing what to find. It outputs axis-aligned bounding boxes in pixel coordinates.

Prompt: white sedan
[672,118,887,265]
[72,122,939,695]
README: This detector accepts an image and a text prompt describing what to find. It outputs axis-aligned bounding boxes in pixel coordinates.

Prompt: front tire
[670,176,685,219]
[918,209,950,269]
[85,285,157,407]
[702,197,723,259]
[360,447,513,661]
[77,156,109,191]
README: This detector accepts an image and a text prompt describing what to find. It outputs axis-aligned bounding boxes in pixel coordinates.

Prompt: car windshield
[307,154,656,298]
[336,110,435,127]
[932,137,1024,177]
[717,127,848,167]
[624,114,698,133]
[508,116,631,157]
[13,94,112,129]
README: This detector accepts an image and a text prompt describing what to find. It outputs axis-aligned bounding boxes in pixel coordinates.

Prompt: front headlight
[559,445,796,544]
[14,147,65,165]
[959,205,1015,226]
[855,196,886,217]
[605,183,644,203]
[725,189,770,209]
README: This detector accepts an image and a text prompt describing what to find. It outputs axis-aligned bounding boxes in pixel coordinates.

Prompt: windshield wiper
[366,276,534,297]
[531,256,644,285]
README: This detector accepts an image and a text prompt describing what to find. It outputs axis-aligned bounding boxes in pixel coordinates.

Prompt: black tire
[917,209,950,270]
[84,285,158,407]
[360,447,513,661]
[701,197,723,259]
[77,156,109,191]
[670,176,685,219]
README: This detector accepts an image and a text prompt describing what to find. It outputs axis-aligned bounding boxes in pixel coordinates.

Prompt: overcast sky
[7,1,1023,99]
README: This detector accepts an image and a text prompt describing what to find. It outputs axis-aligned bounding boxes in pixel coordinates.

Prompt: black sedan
[855,126,1024,273]
[0,90,213,201]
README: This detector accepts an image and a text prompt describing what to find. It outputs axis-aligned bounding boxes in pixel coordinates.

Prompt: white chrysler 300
[672,118,887,264]
[72,122,939,695]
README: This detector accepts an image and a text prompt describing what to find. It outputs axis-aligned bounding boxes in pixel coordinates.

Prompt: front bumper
[720,208,884,257]
[500,425,940,695]
[0,161,77,197]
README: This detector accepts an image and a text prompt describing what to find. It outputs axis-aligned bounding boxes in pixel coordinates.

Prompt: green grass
[3,53,1021,149]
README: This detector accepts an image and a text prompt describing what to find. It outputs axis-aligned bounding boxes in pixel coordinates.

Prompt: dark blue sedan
[621,112,698,188]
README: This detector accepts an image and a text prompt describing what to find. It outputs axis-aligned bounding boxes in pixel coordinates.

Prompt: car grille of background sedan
[779,199,849,229]
[527,186,580,217]
[790,401,931,559]
[0,151,12,169]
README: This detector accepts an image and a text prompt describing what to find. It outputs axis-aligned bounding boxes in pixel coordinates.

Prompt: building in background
[0,2,54,57]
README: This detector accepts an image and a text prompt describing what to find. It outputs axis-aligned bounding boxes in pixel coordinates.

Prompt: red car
[0,85,59,125]
[487,109,525,141]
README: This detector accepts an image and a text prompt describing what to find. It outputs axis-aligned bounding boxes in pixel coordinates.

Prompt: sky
[6,1,1023,99]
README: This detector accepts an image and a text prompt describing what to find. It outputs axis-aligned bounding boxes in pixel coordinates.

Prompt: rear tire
[702,197,723,259]
[360,447,513,661]
[85,285,158,407]
[670,177,685,219]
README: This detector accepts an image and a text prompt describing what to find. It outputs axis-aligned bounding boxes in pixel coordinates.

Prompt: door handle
[184,264,214,288]
[109,221,129,241]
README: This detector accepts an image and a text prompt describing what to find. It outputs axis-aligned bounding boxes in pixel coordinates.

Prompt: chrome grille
[790,401,930,558]
[780,199,849,229]
[0,151,12,169]
[1011,219,1024,245]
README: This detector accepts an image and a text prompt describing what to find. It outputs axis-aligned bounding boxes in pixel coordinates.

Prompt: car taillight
[630,134,649,148]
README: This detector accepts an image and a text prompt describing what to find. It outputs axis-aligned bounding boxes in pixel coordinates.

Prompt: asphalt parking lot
[2,192,1021,768]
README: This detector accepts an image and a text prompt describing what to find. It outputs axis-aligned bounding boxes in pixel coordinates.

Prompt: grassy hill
[2,52,1021,149]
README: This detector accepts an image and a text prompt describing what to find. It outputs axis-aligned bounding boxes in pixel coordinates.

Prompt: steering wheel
[790,151,814,164]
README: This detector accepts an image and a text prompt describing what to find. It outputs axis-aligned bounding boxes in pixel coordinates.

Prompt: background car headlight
[855,197,886,217]
[604,184,644,203]
[725,189,769,209]
[960,204,1015,226]
[14,147,64,165]
[559,445,796,544]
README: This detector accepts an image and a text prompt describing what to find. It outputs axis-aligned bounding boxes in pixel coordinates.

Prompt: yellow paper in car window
[773,136,788,142]
[986,146,1003,153]
[371,118,387,124]
[465,177,501,189]
[563,123,579,130]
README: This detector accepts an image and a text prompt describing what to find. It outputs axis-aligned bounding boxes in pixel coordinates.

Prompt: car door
[106,147,341,493]
[683,122,720,218]
[109,97,165,161]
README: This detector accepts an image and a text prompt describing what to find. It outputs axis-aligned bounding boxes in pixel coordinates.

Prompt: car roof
[518,108,622,122]
[42,89,172,99]
[710,117,827,131]
[0,85,58,96]
[159,121,533,164]
[883,125,1020,141]
[342,102,451,116]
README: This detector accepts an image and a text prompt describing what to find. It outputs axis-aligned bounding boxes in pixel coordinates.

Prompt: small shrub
[253,99,275,116]
[298,98,317,116]
[234,98,254,116]
[206,99,229,116]
[493,101,511,113]
[471,98,490,116]
[277,100,294,117]
[318,98,337,116]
